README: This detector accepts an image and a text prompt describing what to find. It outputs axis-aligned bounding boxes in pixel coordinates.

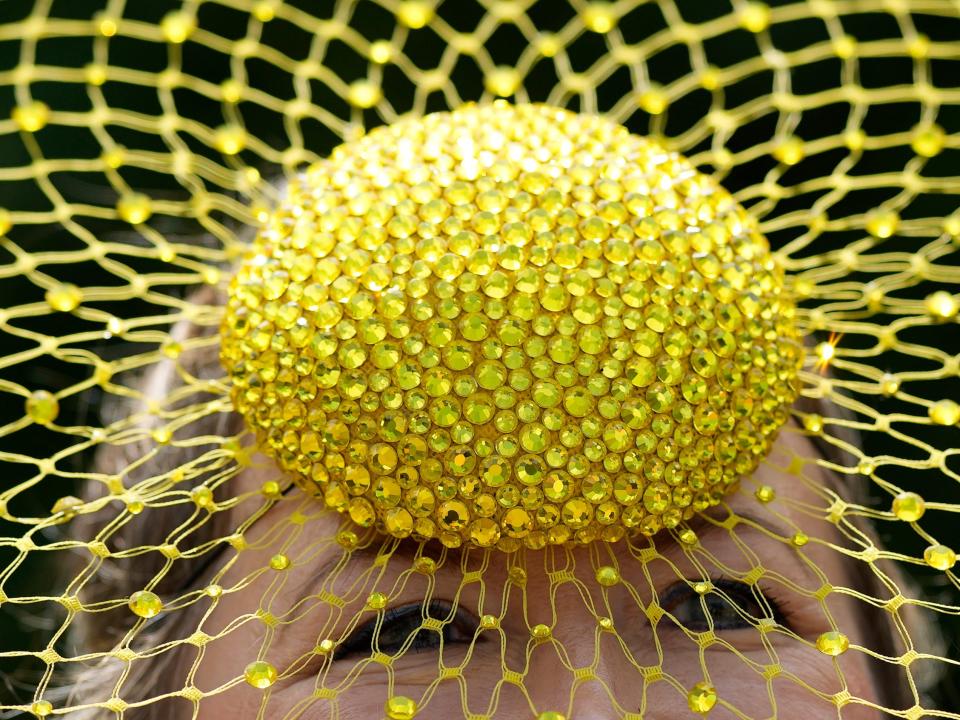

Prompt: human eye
[333,600,480,660]
[659,578,790,632]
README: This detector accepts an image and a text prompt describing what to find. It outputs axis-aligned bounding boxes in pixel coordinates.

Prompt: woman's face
[186,421,890,719]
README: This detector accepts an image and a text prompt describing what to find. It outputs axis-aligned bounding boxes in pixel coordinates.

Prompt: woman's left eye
[334,600,479,660]
[659,578,788,631]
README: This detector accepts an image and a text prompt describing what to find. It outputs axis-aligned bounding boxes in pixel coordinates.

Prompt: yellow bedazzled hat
[1,1,959,719]
[220,102,804,549]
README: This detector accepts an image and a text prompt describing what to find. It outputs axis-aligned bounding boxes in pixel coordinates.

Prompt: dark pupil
[336,600,462,659]
[377,609,441,652]
[666,580,772,631]
[693,594,754,630]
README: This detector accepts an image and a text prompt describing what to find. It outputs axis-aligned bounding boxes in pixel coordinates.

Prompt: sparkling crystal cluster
[221,102,802,550]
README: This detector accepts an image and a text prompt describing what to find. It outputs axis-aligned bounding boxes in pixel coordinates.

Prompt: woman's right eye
[659,578,789,632]
[334,600,479,660]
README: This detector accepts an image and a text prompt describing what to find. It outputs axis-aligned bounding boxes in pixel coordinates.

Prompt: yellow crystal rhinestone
[85,64,107,86]
[96,14,118,37]
[773,136,805,165]
[214,124,247,155]
[348,80,382,108]
[485,67,521,97]
[582,3,617,33]
[816,630,850,656]
[755,485,776,503]
[531,623,552,639]
[384,696,418,719]
[508,566,527,586]
[879,373,900,396]
[923,544,957,571]
[925,291,958,320]
[45,283,83,312]
[369,40,394,64]
[190,485,214,508]
[469,517,501,546]
[687,681,718,713]
[26,390,59,425]
[221,79,243,103]
[117,193,153,225]
[945,213,960,237]
[396,1,433,29]
[865,209,899,239]
[243,660,278,688]
[739,2,770,33]
[929,399,960,426]
[414,556,436,574]
[911,123,946,157]
[12,101,50,132]
[128,590,163,618]
[536,34,561,57]
[220,102,802,549]
[269,553,290,570]
[161,11,196,43]
[892,492,925,522]
[252,2,275,22]
[367,591,388,610]
[31,700,54,717]
[595,566,620,586]
[101,146,126,169]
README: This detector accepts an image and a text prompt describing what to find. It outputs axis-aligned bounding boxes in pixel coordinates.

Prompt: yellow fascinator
[1,1,958,719]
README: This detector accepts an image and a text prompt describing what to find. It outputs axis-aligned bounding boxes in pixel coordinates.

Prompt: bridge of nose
[514,595,648,718]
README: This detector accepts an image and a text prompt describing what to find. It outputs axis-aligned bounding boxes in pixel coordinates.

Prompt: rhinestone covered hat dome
[220,102,804,550]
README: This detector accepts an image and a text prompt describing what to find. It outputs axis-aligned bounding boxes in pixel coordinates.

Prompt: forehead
[752,416,846,508]
[720,418,861,570]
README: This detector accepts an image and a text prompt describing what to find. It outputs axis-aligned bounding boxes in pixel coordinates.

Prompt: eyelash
[333,600,479,660]
[334,577,790,660]
[659,577,792,632]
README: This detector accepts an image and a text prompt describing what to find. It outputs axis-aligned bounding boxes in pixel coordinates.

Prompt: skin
[180,421,893,719]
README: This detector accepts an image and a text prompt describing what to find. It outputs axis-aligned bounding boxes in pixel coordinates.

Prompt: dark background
[0,0,957,714]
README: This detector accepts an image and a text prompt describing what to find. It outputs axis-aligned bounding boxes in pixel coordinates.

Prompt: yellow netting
[0,0,958,718]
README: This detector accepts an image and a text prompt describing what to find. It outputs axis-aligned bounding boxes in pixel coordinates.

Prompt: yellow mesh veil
[1,1,959,718]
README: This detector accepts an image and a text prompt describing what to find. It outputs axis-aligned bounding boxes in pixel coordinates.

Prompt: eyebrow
[265,505,820,664]
[672,506,825,587]
[688,506,793,542]
[284,533,464,605]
